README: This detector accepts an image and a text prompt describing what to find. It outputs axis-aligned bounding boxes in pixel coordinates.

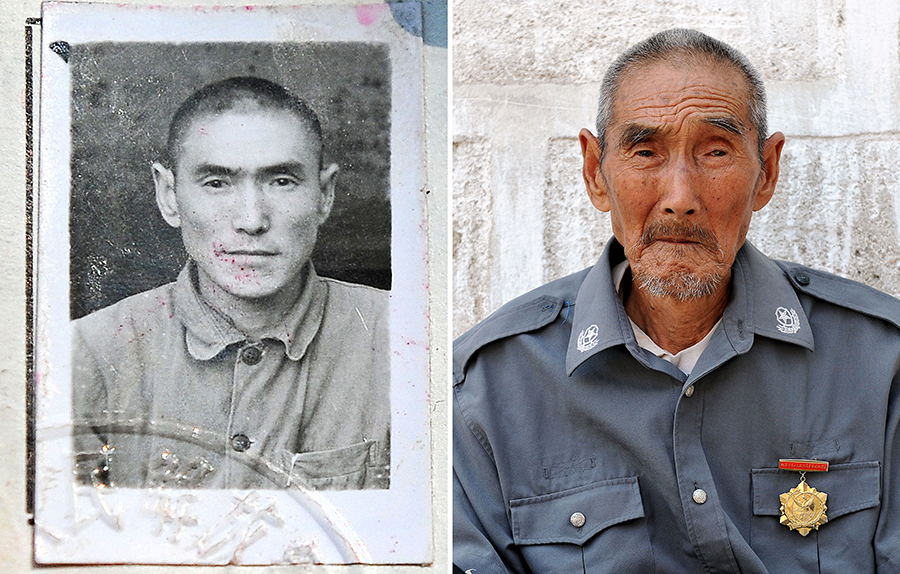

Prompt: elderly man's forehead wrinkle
[617,79,750,115]
[629,93,748,118]
[613,99,749,141]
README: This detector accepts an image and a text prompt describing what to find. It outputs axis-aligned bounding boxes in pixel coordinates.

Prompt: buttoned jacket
[454,239,900,573]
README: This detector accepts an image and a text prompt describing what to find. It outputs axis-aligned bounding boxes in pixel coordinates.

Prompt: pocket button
[570,511,586,528]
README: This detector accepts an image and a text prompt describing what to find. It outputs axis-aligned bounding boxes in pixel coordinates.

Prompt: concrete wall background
[453,0,900,337]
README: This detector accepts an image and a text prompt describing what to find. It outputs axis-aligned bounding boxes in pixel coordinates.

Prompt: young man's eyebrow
[191,164,240,178]
[256,162,309,179]
[618,124,660,149]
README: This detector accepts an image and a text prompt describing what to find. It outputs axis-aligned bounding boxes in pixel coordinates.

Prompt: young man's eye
[202,178,228,189]
[271,176,299,187]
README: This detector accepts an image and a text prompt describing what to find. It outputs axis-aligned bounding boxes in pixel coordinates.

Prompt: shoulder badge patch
[577,324,600,352]
[775,307,801,334]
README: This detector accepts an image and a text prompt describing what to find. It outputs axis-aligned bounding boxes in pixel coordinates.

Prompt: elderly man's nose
[660,161,701,217]
[233,189,270,234]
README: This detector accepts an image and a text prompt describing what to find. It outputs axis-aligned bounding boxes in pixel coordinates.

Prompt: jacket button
[795,272,810,286]
[693,489,708,504]
[570,512,586,528]
[231,434,252,452]
[240,344,264,365]
[684,385,695,397]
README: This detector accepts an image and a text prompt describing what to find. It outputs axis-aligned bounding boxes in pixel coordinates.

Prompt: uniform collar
[173,261,328,361]
[566,239,814,376]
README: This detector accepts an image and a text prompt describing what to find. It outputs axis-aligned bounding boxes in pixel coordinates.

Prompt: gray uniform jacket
[454,239,900,573]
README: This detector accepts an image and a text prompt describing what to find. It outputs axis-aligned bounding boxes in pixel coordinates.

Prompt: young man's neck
[194,267,307,339]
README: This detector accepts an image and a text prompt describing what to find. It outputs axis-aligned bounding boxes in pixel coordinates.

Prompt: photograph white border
[34,1,430,564]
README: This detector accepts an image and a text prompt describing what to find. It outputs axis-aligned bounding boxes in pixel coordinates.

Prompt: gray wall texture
[453,0,900,337]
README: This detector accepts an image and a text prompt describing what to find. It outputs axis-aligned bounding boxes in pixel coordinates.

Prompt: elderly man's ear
[753,131,786,211]
[152,162,181,229]
[580,128,611,212]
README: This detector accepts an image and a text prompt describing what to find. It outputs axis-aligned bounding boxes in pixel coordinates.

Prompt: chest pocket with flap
[509,476,656,573]
[750,461,881,574]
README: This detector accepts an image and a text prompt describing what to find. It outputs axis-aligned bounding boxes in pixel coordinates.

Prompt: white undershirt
[611,261,720,376]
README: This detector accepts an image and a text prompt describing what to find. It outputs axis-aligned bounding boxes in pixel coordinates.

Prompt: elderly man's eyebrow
[702,115,746,136]
[618,124,660,149]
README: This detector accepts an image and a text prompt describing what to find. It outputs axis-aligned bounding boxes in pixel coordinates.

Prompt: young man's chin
[197,268,290,301]
[218,281,292,302]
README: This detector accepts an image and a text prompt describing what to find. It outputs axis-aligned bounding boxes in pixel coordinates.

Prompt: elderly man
[73,77,390,490]
[453,29,900,573]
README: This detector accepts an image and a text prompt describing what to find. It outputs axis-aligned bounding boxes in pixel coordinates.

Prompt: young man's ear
[152,162,181,228]
[317,163,339,224]
[579,128,611,213]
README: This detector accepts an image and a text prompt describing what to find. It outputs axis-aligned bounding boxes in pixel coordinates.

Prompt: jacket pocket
[284,440,382,490]
[750,461,881,574]
[510,476,655,573]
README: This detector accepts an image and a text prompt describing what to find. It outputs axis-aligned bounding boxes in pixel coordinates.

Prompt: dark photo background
[68,42,391,319]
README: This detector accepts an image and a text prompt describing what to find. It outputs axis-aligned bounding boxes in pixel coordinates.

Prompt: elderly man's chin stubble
[627,223,732,302]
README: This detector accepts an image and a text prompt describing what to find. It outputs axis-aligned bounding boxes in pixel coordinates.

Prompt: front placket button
[684,385,695,397]
[570,512,586,528]
[692,489,708,504]
[231,434,252,452]
[240,344,263,365]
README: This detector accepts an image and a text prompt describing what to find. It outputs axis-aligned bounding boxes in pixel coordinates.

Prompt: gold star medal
[778,459,829,536]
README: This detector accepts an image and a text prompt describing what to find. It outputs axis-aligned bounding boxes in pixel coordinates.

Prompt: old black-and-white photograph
[71,44,393,491]
[35,2,430,565]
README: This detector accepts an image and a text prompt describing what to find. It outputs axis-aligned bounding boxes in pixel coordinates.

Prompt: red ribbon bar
[779,459,829,472]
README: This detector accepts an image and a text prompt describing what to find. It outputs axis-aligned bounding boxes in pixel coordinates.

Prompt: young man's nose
[232,185,270,234]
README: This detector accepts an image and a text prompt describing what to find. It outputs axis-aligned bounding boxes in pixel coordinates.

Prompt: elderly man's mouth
[656,237,698,243]
[650,237,707,248]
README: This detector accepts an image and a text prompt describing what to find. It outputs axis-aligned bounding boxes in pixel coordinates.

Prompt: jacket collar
[566,239,814,376]
[173,262,328,361]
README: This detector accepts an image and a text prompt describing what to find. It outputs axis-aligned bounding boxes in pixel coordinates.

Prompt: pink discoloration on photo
[403,336,427,347]
[356,4,387,26]
[212,242,227,260]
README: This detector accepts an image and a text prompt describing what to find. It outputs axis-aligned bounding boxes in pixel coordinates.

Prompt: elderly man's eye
[635,149,654,157]
[710,149,727,157]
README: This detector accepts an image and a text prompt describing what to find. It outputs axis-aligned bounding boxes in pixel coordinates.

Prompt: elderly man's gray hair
[595,28,768,163]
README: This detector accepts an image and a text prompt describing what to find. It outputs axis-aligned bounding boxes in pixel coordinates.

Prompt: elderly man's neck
[623,281,730,355]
